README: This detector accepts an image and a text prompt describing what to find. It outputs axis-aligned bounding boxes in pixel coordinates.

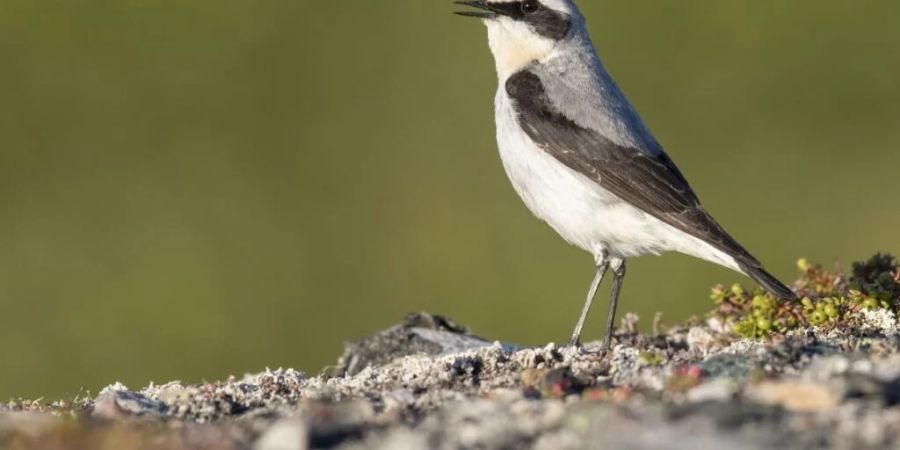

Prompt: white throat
[486,20,557,80]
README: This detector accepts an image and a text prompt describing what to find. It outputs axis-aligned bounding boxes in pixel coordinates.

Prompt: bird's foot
[600,336,612,352]
[564,338,611,356]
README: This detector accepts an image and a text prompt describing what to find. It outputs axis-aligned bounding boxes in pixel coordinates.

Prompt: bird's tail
[736,260,796,300]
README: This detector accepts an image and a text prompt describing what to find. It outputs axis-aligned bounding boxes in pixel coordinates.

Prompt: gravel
[3,311,900,449]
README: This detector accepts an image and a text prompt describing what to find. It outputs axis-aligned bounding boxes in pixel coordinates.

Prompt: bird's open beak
[453,1,499,19]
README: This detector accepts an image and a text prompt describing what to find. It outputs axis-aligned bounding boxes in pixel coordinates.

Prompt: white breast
[494,89,739,270]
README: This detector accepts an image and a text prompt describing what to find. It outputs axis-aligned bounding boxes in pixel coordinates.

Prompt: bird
[454,0,795,350]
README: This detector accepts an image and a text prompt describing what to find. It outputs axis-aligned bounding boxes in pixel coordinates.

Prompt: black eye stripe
[485,1,533,19]
[488,1,571,41]
[521,0,540,13]
[529,9,571,40]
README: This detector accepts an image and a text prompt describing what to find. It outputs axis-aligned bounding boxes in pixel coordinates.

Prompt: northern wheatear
[455,0,794,349]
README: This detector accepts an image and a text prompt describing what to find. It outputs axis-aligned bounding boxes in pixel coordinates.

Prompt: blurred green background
[1,0,898,400]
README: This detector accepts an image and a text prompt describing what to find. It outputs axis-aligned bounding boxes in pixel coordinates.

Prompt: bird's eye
[521,0,540,14]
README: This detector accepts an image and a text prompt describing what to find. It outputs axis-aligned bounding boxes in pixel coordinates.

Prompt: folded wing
[505,69,794,299]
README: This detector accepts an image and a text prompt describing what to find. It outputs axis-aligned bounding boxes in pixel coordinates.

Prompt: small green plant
[711,254,899,339]
[639,350,665,366]
[850,253,900,311]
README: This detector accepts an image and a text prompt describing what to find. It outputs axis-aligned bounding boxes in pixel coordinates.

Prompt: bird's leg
[568,252,610,347]
[601,259,627,351]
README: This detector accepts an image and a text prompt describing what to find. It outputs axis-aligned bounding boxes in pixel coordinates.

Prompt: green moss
[851,253,900,309]
[711,254,899,339]
[639,350,665,366]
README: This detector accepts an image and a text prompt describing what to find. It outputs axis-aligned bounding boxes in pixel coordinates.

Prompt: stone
[93,385,168,420]
[255,418,309,450]
[747,381,841,413]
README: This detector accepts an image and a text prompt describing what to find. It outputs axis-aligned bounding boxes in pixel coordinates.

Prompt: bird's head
[455,0,585,78]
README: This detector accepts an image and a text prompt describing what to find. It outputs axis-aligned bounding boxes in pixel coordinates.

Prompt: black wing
[506,70,794,299]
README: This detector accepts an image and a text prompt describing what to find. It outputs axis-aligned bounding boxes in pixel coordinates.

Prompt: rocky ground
[3,256,900,450]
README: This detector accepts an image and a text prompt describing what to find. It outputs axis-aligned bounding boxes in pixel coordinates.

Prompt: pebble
[254,418,309,450]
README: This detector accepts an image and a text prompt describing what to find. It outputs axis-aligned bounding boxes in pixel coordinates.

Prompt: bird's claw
[564,339,612,356]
